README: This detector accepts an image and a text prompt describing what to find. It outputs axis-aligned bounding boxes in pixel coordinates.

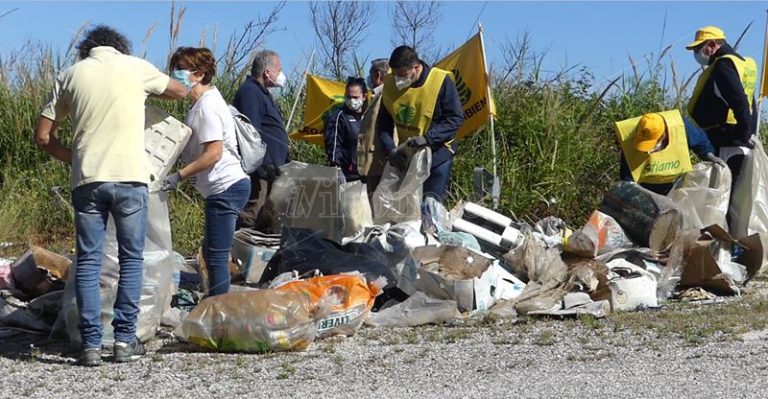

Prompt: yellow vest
[382,67,450,141]
[688,54,757,125]
[615,110,693,184]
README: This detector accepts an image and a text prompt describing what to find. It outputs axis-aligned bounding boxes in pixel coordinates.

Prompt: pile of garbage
[3,110,768,354]
[3,157,766,354]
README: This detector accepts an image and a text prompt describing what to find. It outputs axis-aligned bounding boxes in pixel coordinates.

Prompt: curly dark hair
[77,25,132,60]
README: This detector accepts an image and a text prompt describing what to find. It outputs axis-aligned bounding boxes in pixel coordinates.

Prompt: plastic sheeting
[267,161,346,241]
[730,138,768,238]
[260,227,399,291]
[564,211,633,258]
[60,192,175,345]
[340,181,373,238]
[600,181,682,251]
[178,289,321,353]
[668,162,732,231]
[372,148,432,225]
[365,292,460,327]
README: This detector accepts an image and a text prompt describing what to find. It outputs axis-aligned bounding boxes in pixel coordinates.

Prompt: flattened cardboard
[679,224,764,295]
[410,246,526,312]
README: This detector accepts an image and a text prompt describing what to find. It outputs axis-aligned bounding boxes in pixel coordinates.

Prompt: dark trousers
[237,170,277,232]
[423,158,453,202]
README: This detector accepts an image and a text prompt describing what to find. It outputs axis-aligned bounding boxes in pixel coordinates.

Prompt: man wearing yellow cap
[616,110,723,195]
[686,26,757,184]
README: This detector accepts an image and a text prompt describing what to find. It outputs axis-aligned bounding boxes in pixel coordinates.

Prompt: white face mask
[346,97,364,112]
[268,70,287,87]
[694,49,710,66]
[394,75,412,90]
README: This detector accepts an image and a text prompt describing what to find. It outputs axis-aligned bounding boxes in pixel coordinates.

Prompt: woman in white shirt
[162,47,250,296]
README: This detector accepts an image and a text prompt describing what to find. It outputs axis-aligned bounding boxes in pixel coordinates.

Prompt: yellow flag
[289,75,347,145]
[762,44,768,98]
[435,31,496,139]
[291,31,496,144]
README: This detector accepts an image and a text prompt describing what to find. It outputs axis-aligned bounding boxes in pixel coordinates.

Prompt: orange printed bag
[276,273,384,338]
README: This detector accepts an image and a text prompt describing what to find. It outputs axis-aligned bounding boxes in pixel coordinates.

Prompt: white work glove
[703,152,727,168]
[748,136,759,149]
[161,172,182,191]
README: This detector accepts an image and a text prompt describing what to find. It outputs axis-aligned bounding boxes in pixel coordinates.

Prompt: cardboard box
[407,246,526,312]
[231,230,280,284]
[10,246,71,298]
[680,225,764,295]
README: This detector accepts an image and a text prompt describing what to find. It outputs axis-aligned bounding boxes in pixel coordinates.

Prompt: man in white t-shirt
[34,25,188,366]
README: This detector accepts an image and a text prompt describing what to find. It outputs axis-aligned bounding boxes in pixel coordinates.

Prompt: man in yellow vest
[377,46,465,201]
[616,110,723,195]
[686,26,757,184]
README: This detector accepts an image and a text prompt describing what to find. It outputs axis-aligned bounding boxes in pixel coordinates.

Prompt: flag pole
[478,23,499,209]
[755,10,768,137]
[286,48,315,131]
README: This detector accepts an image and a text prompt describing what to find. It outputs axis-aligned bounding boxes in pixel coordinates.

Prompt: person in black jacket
[686,26,758,184]
[377,46,464,201]
[324,77,367,181]
[232,49,290,230]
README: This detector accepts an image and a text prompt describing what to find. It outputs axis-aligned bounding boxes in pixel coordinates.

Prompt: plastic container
[144,105,192,192]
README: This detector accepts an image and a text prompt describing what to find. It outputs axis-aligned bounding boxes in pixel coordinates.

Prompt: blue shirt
[232,77,290,168]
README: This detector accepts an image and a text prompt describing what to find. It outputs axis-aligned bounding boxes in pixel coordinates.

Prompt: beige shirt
[41,46,170,189]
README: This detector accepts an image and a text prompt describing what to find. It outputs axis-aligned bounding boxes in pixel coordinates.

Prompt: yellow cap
[634,113,666,152]
[685,26,726,50]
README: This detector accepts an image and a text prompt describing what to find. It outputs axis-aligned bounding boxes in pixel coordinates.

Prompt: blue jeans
[204,178,250,296]
[72,182,148,349]
[423,158,453,202]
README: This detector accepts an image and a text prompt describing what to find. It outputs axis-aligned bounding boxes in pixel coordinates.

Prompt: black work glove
[259,164,281,182]
[407,135,429,148]
[703,152,727,167]
[388,144,410,172]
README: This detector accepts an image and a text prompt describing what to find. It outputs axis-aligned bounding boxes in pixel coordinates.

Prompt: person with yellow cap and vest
[686,25,757,185]
[377,45,465,202]
[616,110,724,195]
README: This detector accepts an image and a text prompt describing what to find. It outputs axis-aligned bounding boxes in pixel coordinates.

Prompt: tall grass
[0,25,765,255]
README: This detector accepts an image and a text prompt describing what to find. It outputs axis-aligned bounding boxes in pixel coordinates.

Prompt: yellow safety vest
[382,67,450,141]
[615,110,693,184]
[688,54,757,125]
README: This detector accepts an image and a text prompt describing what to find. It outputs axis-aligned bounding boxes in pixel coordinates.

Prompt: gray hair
[250,50,279,77]
[370,58,388,76]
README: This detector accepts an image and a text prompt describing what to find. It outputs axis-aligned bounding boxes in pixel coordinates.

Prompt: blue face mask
[171,69,196,90]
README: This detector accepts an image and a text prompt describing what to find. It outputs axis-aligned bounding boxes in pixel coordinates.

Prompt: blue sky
[1,1,767,93]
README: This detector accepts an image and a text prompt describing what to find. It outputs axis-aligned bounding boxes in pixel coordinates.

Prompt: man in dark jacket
[377,46,464,201]
[686,26,757,184]
[233,49,290,229]
[325,77,367,181]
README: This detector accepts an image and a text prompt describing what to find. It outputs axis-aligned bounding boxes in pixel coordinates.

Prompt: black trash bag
[261,227,399,291]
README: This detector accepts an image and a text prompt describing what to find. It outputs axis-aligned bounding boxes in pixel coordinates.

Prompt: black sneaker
[77,347,102,367]
[113,337,146,363]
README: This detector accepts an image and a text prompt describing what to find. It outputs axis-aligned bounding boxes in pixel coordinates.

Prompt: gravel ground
[2,310,768,399]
